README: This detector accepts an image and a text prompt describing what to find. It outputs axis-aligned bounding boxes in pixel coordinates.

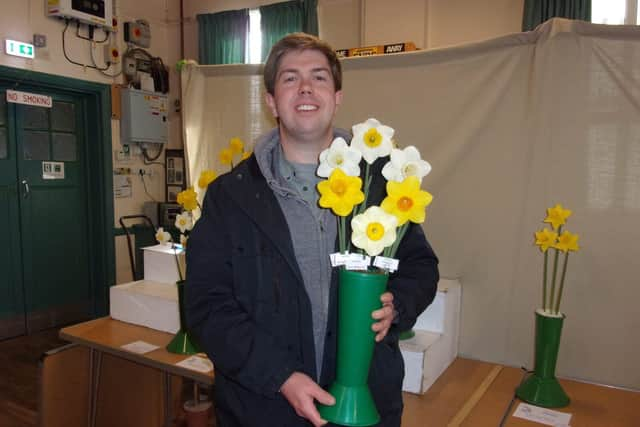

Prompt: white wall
[0,0,182,284]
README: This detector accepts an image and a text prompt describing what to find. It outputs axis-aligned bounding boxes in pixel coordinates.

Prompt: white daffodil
[351,206,398,256]
[351,118,394,165]
[317,137,362,177]
[155,227,172,245]
[175,212,194,233]
[382,146,432,183]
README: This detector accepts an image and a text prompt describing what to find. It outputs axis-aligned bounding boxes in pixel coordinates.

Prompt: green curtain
[522,0,591,31]
[260,0,318,61]
[198,9,249,65]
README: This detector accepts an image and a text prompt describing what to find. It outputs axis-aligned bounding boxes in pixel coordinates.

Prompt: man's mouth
[296,104,318,111]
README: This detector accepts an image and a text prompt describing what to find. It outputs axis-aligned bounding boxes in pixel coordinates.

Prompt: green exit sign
[5,39,35,59]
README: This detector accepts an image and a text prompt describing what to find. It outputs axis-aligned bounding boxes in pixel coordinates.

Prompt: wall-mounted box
[120,88,168,144]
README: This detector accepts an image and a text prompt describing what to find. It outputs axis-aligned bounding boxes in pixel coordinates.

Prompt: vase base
[399,329,415,340]
[166,329,200,355]
[516,374,570,408]
[317,382,380,426]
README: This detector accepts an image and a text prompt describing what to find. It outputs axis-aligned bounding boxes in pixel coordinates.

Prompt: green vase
[317,268,388,426]
[516,310,570,408]
[166,280,201,355]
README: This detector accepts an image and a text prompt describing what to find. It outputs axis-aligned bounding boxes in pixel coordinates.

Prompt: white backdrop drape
[182,19,640,390]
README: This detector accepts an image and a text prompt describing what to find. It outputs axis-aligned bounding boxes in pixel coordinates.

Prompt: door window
[23,104,48,129]
[51,101,75,132]
[52,133,77,161]
[23,130,50,160]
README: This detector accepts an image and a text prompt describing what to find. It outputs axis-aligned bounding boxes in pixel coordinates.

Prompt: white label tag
[512,403,572,426]
[373,256,399,272]
[175,355,214,373]
[345,254,370,270]
[330,252,351,267]
[120,340,160,354]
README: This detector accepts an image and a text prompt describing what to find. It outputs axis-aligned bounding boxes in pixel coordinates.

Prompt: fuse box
[120,88,168,144]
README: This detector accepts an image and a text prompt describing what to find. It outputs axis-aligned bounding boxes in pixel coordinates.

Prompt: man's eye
[283,75,296,82]
[314,75,327,81]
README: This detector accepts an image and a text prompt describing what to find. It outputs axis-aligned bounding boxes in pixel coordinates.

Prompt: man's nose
[299,78,312,94]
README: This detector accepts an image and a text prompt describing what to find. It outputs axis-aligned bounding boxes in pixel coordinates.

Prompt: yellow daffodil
[351,118,394,164]
[351,206,398,256]
[229,137,244,154]
[175,212,194,233]
[544,204,572,230]
[553,231,579,252]
[317,168,365,217]
[381,176,433,225]
[198,170,217,189]
[241,150,252,160]
[219,148,234,166]
[177,187,198,211]
[155,227,172,245]
[317,137,362,177]
[534,228,558,252]
[180,234,188,248]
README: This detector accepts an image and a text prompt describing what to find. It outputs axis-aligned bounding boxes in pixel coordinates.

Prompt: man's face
[265,49,343,146]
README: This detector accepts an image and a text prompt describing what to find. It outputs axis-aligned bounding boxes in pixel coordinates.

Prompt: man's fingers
[312,386,336,406]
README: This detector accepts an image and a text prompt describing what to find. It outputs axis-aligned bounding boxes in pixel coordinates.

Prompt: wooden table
[61,318,639,426]
[59,317,214,427]
[402,358,640,426]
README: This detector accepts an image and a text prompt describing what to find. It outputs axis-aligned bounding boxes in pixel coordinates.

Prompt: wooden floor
[0,329,68,427]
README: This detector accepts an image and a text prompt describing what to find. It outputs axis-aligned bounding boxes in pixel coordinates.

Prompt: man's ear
[335,90,343,108]
[265,92,278,118]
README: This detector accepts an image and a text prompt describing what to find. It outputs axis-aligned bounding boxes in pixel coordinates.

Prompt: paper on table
[120,340,161,354]
[176,355,214,373]
[513,403,572,426]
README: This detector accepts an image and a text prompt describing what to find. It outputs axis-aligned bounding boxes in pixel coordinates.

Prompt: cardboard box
[109,280,179,333]
[400,279,461,394]
[143,244,185,284]
[336,42,417,58]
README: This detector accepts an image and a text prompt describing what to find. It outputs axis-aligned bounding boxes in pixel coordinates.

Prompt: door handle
[21,179,30,198]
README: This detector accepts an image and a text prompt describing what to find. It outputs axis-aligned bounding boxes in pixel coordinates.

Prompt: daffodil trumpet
[534,204,580,315]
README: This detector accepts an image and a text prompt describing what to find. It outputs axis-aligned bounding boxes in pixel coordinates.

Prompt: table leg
[163,372,172,427]
[88,348,102,427]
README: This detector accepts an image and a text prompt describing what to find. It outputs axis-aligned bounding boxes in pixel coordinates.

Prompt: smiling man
[186,33,439,427]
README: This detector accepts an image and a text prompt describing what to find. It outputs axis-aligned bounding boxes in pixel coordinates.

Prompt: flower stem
[339,216,346,253]
[388,223,409,259]
[554,252,569,314]
[549,248,560,314]
[358,163,372,214]
[542,250,548,310]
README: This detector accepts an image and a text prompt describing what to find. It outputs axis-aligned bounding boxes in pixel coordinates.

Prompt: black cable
[139,173,157,202]
[498,367,533,427]
[61,19,106,70]
[141,143,164,162]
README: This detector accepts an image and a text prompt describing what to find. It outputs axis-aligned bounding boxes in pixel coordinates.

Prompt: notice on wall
[42,161,64,179]
[6,89,52,108]
[114,175,132,198]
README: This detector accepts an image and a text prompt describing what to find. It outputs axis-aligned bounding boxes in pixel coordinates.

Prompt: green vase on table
[516,310,570,408]
[166,280,201,355]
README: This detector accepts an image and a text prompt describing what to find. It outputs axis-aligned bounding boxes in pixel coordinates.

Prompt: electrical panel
[47,0,114,31]
[120,88,168,145]
[124,20,151,48]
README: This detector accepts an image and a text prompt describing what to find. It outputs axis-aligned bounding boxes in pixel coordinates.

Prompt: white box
[400,279,461,394]
[110,280,179,333]
[143,244,185,284]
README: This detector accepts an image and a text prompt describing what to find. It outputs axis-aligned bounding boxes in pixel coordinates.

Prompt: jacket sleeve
[388,222,439,334]
[185,183,302,398]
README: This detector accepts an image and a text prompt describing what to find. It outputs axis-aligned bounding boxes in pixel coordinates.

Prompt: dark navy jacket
[186,154,439,426]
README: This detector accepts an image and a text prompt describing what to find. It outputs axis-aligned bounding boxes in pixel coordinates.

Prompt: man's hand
[372,291,395,342]
[280,372,335,427]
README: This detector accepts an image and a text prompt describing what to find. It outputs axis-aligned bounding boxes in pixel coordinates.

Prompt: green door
[0,91,25,339]
[0,87,92,338]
